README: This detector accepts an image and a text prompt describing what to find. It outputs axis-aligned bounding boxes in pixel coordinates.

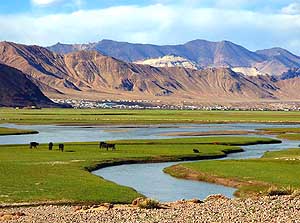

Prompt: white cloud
[282,2,300,14]
[31,0,62,6]
[1,4,300,54]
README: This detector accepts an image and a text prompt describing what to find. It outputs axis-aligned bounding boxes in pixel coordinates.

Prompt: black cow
[99,141,106,149]
[105,143,116,151]
[193,149,199,153]
[48,142,53,150]
[29,142,39,149]
[58,143,64,152]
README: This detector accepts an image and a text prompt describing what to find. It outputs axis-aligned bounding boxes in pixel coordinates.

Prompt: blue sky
[1,0,300,54]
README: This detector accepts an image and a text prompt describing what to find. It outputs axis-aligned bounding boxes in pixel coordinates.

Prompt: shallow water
[1,123,300,202]
[0,123,299,145]
[94,161,236,202]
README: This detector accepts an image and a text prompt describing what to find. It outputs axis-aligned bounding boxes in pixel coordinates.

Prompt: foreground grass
[0,137,279,204]
[1,108,300,125]
[0,127,38,136]
[165,148,300,197]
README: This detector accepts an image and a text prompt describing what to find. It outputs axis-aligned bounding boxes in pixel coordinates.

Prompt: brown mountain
[1,41,300,103]
[0,63,60,107]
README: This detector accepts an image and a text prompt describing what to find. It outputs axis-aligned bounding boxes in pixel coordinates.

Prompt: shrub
[138,198,160,209]
[267,186,294,196]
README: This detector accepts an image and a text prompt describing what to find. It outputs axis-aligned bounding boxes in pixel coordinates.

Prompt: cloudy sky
[1,0,300,54]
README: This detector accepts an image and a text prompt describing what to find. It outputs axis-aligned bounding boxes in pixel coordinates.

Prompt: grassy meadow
[165,148,300,197]
[1,108,300,125]
[0,137,278,204]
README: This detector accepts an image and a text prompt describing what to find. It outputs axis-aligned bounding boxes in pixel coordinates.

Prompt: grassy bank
[164,148,300,197]
[0,127,38,136]
[277,134,300,140]
[258,127,300,141]
[1,108,300,125]
[0,137,279,205]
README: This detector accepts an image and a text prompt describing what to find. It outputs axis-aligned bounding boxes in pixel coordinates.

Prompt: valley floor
[3,137,277,204]
[2,108,300,125]
[1,195,300,222]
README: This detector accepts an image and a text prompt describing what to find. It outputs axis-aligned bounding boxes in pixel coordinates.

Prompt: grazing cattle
[58,143,64,152]
[105,143,116,151]
[48,142,53,150]
[193,149,199,153]
[99,141,106,149]
[29,142,39,149]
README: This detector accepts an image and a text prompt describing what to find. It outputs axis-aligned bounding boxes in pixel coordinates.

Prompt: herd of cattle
[29,142,200,153]
[29,141,116,151]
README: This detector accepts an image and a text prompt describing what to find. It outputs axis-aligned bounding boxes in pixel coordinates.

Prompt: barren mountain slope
[255,48,300,75]
[275,77,300,100]
[0,63,59,107]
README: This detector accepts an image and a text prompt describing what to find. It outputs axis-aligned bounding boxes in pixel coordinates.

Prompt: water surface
[1,123,299,145]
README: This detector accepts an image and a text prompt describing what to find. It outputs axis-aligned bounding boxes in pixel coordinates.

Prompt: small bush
[138,198,160,209]
[267,186,294,196]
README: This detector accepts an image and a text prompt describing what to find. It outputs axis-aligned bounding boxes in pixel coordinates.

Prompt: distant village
[52,99,300,111]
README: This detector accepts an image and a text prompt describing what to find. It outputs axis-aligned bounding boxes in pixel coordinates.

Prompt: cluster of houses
[51,99,300,111]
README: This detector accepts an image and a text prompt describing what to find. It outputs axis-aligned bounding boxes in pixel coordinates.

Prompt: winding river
[1,123,300,201]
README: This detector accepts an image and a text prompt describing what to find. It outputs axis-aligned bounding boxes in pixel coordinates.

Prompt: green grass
[0,127,38,136]
[277,133,300,140]
[1,108,300,125]
[257,127,300,141]
[165,148,300,197]
[0,137,278,204]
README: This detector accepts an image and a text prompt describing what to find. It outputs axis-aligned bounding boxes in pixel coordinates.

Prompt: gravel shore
[1,195,300,223]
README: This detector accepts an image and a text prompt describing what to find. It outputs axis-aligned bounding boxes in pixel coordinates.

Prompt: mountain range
[0,39,300,107]
[48,39,300,76]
